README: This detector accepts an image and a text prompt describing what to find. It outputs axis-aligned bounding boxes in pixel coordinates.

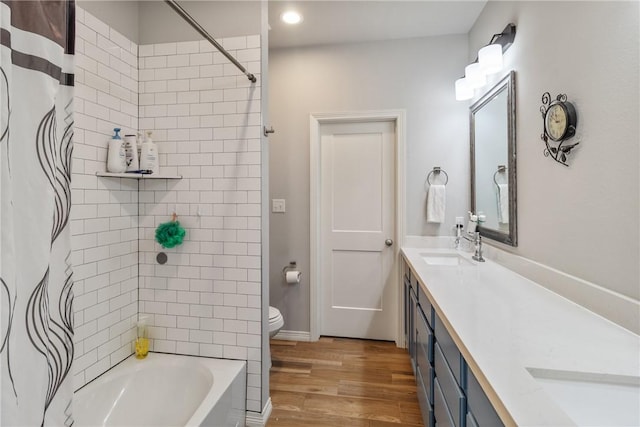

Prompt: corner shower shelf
[96,172,182,179]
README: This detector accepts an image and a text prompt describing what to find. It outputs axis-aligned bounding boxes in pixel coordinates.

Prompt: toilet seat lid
[269,306,281,321]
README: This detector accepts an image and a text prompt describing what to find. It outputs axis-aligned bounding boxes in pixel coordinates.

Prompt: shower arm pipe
[164,0,257,83]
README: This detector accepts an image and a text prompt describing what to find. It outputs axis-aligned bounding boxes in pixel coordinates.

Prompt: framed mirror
[470,70,517,246]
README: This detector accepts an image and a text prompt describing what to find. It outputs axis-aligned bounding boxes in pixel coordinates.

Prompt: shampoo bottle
[107,128,127,173]
[136,131,143,161]
[135,316,149,359]
[139,130,159,174]
[124,134,140,172]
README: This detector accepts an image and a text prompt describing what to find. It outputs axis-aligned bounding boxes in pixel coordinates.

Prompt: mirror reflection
[470,71,517,246]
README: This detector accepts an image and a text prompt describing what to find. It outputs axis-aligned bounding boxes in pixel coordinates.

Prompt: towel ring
[493,165,507,187]
[426,167,448,186]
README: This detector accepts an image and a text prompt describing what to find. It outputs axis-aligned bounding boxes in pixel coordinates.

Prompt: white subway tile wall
[71,9,263,414]
[72,8,139,389]
[137,38,262,412]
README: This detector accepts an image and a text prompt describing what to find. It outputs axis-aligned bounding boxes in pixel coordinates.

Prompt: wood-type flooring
[267,337,423,426]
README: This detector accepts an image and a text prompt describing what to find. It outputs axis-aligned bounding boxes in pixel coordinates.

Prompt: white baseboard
[245,398,272,427]
[272,330,311,341]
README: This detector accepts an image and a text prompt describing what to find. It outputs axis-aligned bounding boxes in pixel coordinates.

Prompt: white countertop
[401,247,640,427]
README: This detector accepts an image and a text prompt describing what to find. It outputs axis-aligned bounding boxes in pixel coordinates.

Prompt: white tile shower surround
[138,37,263,412]
[71,8,264,415]
[71,7,140,390]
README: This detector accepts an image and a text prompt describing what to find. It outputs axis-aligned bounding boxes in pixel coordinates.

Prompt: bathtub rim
[74,352,247,427]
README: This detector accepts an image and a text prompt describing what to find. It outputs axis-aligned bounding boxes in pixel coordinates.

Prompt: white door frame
[309,110,406,345]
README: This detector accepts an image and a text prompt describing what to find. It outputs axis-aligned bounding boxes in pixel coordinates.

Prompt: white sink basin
[527,368,640,426]
[419,252,473,266]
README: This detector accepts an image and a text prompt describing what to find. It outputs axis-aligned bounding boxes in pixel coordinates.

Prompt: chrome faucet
[463,231,485,262]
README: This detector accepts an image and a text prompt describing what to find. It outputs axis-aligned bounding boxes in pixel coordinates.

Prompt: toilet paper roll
[285,270,301,284]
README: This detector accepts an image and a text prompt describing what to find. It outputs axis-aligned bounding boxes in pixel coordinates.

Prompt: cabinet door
[467,370,504,427]
[466,411,480,427]
[434,343,466,427]
[434,312,467,388]
[418,286,434,329]
[417,365,435,427]
[403,259,411,282]
[416,307,434,405]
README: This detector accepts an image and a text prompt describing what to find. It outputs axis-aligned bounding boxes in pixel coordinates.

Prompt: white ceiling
[268,0,487,49]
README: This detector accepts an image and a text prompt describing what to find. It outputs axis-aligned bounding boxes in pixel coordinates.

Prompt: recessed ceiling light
[281,10,303,25]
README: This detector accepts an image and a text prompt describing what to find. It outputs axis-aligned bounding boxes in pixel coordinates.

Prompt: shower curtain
[1,1,75,425]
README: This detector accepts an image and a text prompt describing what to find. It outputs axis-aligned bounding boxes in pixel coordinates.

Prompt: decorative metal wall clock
[540,92,578,166]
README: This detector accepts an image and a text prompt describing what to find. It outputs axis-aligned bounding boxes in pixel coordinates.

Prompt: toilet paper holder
[282,261,297,276]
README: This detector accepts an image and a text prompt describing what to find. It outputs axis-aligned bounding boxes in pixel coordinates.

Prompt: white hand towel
[497,183,509,224]
[426,184,446,223]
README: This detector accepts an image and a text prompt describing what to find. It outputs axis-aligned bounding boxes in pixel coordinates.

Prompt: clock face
[545,103,568,141]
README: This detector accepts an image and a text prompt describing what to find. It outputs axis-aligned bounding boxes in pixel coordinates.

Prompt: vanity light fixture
[455,23,516,101]
[455,78,473,101]
[479,44,503,74]
[281,10,303,25]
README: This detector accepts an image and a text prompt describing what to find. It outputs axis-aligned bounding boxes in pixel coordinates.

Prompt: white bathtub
[74,353,246,427]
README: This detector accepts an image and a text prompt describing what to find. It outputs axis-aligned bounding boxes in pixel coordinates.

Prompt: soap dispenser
[135,316,149,359]
[107,128,127,173]
[139,130,159,174]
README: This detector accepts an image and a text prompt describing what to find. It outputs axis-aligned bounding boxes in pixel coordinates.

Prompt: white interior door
[319,120,396,340]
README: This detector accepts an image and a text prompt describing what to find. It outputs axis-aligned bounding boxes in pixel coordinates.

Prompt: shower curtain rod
[164,0,257,83]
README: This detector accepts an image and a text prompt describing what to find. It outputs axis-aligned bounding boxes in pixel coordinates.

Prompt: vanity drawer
[416,345,434,404]
[409,286,418,373]
[433,378,455,427]
[416,306,434,364]
[435,313,467,388]
[467,369,504,427]
[434,343,466,427]
[418,285,434,329]
[416,365,435,427]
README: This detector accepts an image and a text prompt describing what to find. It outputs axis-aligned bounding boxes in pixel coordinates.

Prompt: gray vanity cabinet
[403,258,504,427]
[467,369,503,427]
[404,265,418,373]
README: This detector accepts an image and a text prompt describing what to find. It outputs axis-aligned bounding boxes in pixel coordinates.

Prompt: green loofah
[155,220,186,248]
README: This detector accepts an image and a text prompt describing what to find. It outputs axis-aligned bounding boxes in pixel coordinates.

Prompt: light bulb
[465,63,486,89]
[455,78,473,101]
[479,44,503,74]
[281,11,303,25]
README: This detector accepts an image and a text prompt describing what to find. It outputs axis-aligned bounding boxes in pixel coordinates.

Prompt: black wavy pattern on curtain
[1,66,10,176]
[1,277,18,398]
[26,107,74,425]
[1,67,9,143]
[0,64,16,399]
[26,268,74,425]
[54,100,73,243]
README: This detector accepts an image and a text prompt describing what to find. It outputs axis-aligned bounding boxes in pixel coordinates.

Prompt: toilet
[269,306,284,337]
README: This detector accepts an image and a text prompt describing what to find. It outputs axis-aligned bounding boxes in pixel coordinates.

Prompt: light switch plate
[272,199,286,213]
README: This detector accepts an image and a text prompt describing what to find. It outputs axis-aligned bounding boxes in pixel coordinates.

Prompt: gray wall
[469,1,639,301]
[77,0,140,43]
[269,35,470,332]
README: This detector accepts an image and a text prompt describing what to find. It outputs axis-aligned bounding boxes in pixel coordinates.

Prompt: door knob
[385,239,393,247]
